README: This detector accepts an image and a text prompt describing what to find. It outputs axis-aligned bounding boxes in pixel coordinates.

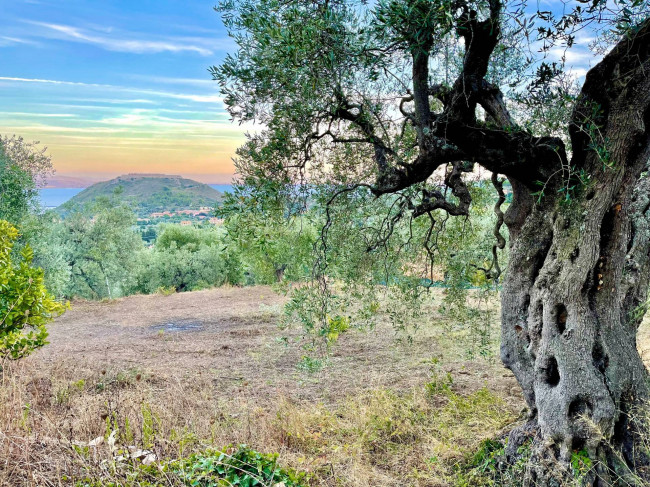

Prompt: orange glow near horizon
[44,132,246,184]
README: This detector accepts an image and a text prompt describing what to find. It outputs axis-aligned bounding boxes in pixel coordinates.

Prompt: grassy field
[1,286,646,486]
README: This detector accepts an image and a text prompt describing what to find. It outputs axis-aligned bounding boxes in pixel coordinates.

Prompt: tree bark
[500,21,650,484]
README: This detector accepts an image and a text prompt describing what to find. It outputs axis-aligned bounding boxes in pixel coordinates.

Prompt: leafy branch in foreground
[0,220,67,362]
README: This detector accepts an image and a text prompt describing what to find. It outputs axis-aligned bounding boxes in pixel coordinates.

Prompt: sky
[0,0,602,186]
[0,0,245,184]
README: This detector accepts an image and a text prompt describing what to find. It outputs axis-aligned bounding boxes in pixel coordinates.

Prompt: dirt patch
[6,285,616,486]
[28,286,513,405]
[152,321,204,333]
[1,286,647,486]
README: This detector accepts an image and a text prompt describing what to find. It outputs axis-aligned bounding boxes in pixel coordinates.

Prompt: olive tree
[61,198,143,299]
[212,0,650,483]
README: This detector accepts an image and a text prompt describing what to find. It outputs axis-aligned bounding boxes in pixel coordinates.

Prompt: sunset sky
[0,0,246,184]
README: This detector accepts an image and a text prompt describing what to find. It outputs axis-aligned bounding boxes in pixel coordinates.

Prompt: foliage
[74,445,307,487]
[19,212,74,299]
[276,181,504,355]
[424,357,454,395]
[208,0,647,356]
[129,224,244,293]
[17,195,145,300]
[0,135,52,186]
[570,448,593,480]
[451,435,537,487]
[218,181,317,285]
[0,220,66,361]
[174,445,307,486]
[0,160,35,226]
[61,199,143,300]
[0,135,52,225]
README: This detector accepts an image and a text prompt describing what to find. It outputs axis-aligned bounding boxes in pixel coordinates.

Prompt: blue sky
[0,0,245,184]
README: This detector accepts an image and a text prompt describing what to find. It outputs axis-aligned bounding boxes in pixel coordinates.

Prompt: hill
[59,174,223,216]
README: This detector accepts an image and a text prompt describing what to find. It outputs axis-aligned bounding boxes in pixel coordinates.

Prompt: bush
[129,225,244,294]
[75,445,307,487]
[0,220,66,361]
[174,445,307,486]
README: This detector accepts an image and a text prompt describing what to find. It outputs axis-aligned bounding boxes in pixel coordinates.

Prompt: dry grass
[5,286,646,486]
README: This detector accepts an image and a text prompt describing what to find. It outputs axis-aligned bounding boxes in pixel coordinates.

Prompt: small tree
[61,198,143,300]
[0,135,53,225]
[0,220,66,362]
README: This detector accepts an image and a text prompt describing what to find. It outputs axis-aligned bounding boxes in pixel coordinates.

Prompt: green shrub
[175,445,307,486]
[128,224,244,294]
[0,220,67,361]
[75,444,307,487]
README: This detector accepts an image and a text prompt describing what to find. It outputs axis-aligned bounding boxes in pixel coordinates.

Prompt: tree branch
[478,81,516,128]
[448,0,502,122]
[331,92,394,172]
[569,18,650,171]
[410,161,473,218]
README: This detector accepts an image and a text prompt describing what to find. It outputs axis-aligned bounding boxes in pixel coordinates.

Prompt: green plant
[425,357,454,395]
[0,220,67,361]
[141,403,159,449]
[156,286,176,296]
[297,355,325,373]
[323,314,350,345]
[453,438,533,487]
[175,445,307,486]
[74,445,307,487]
[570,448,593,479]
[470,439,505,475]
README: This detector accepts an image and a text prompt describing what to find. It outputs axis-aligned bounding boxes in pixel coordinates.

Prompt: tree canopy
[213,0,647,206]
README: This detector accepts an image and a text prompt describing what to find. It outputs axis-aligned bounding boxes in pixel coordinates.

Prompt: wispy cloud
[126,74,216,87]
[3,112,77,117]
[73,98,158,105]
[98,111,233,129]
[26,21,214,56]
[0,36,41,47]
[0,76,103,86]
[547,46,596,65]
[0,76,222,104]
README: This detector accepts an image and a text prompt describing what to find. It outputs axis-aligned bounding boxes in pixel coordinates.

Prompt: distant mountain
[45,174,100,188]
[59,174,223,216]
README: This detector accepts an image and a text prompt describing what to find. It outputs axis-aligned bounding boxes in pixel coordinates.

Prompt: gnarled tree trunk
[500,23,650,485]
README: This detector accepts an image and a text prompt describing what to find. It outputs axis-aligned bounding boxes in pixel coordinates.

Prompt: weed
[470,438,505,475]
[175,445,307,486]
[570,448,593,480]
[156,286,176,296]
[297,355,325,373]
[425,370,454,396]
[424,356,453,395]
[75,444,307,487]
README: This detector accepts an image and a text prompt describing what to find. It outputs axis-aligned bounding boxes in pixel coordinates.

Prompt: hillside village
[142,207,224,225]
